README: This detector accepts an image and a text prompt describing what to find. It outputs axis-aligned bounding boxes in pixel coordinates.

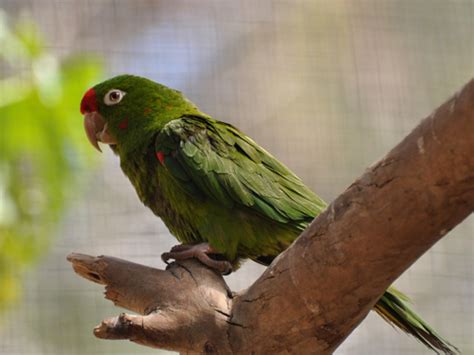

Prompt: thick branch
[69,78,474,354]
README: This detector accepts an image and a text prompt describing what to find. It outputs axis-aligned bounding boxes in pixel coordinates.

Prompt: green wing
[156,115,326,230]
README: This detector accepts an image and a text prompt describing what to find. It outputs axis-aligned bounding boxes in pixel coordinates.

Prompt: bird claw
[161,243,233,275]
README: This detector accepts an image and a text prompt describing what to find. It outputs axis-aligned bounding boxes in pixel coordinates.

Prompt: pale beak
[83,112,117,152]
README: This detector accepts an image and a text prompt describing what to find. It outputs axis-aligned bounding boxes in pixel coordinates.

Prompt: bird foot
[161,243,233,275]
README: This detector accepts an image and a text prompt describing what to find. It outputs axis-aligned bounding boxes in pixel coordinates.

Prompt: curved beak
[84,112,103,152]
[83,112,117,152]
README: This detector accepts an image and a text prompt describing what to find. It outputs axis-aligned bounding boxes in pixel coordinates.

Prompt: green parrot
[80,74,457,354]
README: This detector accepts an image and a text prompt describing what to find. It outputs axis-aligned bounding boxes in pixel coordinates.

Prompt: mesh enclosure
[0,1,472,354]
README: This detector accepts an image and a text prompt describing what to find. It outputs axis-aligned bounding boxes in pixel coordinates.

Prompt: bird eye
[104,89,126,106]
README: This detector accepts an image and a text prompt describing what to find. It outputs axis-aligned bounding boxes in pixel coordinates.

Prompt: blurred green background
[0,14,102,310]
[0,1,472,354]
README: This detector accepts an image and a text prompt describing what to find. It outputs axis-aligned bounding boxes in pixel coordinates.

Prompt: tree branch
[68,255,232,352]
[68,78,474,354]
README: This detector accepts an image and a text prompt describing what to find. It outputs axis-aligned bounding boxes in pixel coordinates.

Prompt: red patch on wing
[156,151,165,166]
[118,118,128,129]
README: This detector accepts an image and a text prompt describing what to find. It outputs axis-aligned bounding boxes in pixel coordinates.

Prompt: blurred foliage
[0,12,102,311]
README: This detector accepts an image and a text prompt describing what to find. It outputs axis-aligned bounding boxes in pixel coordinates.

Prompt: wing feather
[156,116,326,228]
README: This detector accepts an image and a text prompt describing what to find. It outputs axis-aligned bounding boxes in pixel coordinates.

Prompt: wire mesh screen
[0,1,472,354]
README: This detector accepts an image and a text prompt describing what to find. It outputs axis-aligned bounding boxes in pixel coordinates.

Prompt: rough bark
[68,78,474,354]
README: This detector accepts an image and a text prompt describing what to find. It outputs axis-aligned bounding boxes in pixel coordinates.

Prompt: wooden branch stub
[67,254,232,353]
[68,78,474,354]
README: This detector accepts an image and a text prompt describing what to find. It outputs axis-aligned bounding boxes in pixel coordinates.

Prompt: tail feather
[374,287,459,354]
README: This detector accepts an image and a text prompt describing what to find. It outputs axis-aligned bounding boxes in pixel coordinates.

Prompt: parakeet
[80,74,457,354]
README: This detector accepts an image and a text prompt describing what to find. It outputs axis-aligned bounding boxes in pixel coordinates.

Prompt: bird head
[80,75,200,154]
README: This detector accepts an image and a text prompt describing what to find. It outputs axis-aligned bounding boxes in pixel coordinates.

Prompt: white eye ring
[104,89,126,106]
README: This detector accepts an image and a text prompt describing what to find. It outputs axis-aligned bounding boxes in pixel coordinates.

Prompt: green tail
[374,287,458,354]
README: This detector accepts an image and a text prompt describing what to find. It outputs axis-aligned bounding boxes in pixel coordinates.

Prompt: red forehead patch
[80,88,98,114]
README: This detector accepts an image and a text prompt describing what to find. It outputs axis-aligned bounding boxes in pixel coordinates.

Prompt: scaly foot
[161,243,233,275]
